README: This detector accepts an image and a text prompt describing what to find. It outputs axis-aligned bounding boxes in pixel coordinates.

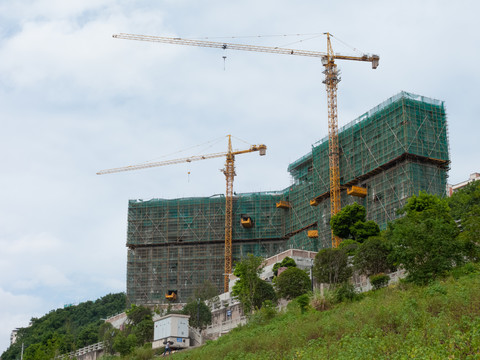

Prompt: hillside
[1,293,126,360]
[172,267,480,359]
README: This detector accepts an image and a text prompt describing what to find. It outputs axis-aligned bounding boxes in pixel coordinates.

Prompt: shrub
[369,273,390,290]
[273,257,297,276]
[248,300,278,325]
[334,283,360,303]
[286,294,311,315]
[296,294,310,314]
[128,345,154,360]
[276,267,311,300]
[450,262,479,279]
[310,288,334,312]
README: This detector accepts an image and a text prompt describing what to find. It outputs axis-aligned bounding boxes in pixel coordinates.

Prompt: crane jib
[113,33,379,65]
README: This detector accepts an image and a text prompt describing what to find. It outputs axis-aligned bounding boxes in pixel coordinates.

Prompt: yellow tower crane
[97,135,266,293]
[112,32,379,248]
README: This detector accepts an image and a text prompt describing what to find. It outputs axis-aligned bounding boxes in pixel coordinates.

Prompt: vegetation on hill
[171,265,480,359]
[1,293,126,360]
[168,183,479,359]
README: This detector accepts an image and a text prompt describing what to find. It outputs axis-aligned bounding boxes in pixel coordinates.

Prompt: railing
[56,342,104,359]
[189,327,203,346]
[205,316,247,335]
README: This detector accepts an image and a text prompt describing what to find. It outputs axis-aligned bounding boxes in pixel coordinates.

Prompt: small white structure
[447,172,480,196]
[152,314,190,350]
[10,328,19,345]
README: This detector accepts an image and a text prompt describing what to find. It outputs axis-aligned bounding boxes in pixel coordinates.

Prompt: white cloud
[0,288,43,351]
[1,232,62,255]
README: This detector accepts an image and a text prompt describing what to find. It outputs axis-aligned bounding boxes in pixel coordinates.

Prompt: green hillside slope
[2,293,126,360]
[173,268,480,360]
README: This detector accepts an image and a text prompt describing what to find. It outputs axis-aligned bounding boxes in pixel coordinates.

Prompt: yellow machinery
[276,201,291,209]
[240,216,253,228]
[165,290,177,301]
[97,135,266,293]
[307,230,319,238]
[347,185,368,198]
[111,33,379,249]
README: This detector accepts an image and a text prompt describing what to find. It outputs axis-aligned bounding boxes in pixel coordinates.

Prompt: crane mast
[323,33,342,248]
[223,135,235,292]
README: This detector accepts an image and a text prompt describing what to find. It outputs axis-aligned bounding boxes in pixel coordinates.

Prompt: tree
[354,235,394,276]
[132,319,154,345]
[448,180,480,221]
[99,322,119,355]
[330,202,379,242]
[182,300,212,329]
[387,192,462,284]
[276,267,311,300]
[313,248,352,285]
[126,304,152,326]
[457,205,480,262]
[251,280,277,310]
[351,220,380,242]
[1,292,126,360]
[193,280,219,302]
[232,254,276,313]
[338,239,360,256]
[113,332,137,356]
[273,257,297,276]
[125,304,153,345]
[448,181,480,262]
[77,322,100,347]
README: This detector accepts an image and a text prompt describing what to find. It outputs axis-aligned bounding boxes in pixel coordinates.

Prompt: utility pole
[196,298,200,328]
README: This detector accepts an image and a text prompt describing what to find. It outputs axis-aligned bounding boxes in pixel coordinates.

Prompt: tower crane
[112,32,379,248]
[97,135,267,292]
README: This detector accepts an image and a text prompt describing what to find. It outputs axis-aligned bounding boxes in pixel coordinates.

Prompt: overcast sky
[1,0,479,352]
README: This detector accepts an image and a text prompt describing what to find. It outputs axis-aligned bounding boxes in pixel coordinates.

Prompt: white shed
[152,314,190,349]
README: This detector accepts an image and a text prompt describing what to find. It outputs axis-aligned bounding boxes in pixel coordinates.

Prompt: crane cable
[140,135,225,164]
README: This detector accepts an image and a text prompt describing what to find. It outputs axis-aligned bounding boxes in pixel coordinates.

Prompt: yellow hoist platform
[165,290,177,301]
[347,186,368,198]
[307,230,319,238]
[240,216,253,228]
[310,199,319,207]
[276,201,291,209]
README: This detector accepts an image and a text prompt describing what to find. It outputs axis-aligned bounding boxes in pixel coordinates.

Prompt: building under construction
[126,91,450,305]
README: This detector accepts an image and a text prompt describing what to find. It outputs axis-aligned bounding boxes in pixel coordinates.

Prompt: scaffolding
[284,91,449,249]
[126,91,450,305]
[126,192,287,305]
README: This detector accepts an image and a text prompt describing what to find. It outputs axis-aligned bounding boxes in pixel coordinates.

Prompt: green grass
[170,265,480,359]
